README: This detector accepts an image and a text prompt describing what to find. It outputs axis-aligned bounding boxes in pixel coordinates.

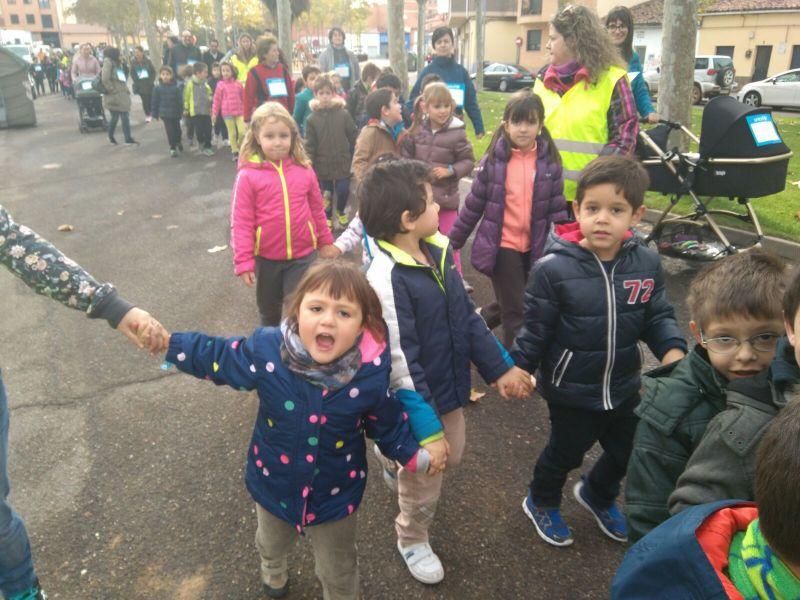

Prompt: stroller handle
[639,116,683,130]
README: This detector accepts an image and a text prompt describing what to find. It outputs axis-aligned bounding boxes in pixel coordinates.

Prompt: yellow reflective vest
[230,54,258,85]
[534,66,627,201]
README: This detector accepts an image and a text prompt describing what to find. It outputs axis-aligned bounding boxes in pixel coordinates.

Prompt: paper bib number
[266,78,288,97]
[447,83,465,108]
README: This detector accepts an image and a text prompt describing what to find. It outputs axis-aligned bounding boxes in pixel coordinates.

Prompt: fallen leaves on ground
[57,224,74,232]
[207,245,228,253]
[469,389,486,402]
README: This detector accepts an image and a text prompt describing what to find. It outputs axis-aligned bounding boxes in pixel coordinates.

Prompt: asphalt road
[2,93,713,600]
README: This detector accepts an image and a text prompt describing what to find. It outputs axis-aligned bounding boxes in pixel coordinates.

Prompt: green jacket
[183,77,212,117]
[624,346,728,542]
[669,338,799,514]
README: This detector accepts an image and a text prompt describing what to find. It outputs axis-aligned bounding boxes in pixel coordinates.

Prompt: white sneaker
[397,541,444,584]
[372,443,398,492]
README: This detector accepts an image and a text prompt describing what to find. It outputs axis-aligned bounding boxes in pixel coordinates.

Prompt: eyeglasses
[607,24,628,32]
[699,330,781,355]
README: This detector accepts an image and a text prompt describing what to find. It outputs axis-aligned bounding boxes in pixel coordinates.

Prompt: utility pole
[417,0,425,74]
[475,0,484,90]
[659,0,698,149]
[276,0,293,66]
[213,0,225,49]
[135,0,160,66]
[388,0,408,93]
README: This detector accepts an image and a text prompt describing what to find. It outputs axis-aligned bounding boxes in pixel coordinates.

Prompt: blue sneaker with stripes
[573,480,628,542]
[522,492,573,547]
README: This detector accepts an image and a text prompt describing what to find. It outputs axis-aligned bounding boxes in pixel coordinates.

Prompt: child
[449,91,566,347]
[151,66,184,157]
[347,62,381,130]
[625,250,789,541]
[305,75,358,230]
[360,157,534,584]
[59,66,73,99]
[292,64,321,136]
[244,34,295,122]
[512,155,687,547]
[231,102,334,326]
[350,88,404,183]
[611,382,800,599]
[208,62,229,147]
[150,260,435,599]
[400,81,475,273]
[184,62,214,156]
[212,61,245,162]
[181,64,196,146]
[375,72,413,128]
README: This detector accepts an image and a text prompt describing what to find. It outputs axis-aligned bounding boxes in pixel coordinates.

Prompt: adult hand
[239,271,256,287]
[117,308,168,353]
[431,167,450,180]
[647,112,661,124]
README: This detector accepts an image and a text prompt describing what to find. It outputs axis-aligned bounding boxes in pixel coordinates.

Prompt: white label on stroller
[80,80,93,90]
[746,114,781,147]
[116,68,126,81]
[266,78,288,97]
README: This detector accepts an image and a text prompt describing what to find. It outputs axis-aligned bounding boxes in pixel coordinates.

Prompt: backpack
[91,74,106,94]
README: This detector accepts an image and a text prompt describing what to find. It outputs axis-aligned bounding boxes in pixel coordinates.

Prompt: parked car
[737,68,800,109]
[641,55,737,104]
[470,62,535,92]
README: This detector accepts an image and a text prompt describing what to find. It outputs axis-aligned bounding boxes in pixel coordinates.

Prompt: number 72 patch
[623,279,654,304]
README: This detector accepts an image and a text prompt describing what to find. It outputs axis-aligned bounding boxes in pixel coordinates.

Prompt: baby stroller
[636,95,792,260]
[74,78,107,133]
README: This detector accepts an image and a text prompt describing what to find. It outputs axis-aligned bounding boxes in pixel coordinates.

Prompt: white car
[737,69,800,109]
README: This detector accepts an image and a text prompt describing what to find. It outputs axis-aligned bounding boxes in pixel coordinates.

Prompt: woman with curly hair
[532,4,638,201]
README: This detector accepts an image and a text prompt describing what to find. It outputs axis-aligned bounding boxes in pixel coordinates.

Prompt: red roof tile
[628,0,800,25]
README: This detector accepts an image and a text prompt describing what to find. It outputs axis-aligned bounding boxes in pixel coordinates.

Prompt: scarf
[728,519,800,600]
[543,60,591,95]
[280,320,362,391]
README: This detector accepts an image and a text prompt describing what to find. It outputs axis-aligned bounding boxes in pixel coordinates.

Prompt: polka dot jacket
[167,326,421,531]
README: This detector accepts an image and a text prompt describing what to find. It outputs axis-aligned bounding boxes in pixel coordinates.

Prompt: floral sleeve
[0,204,129,323]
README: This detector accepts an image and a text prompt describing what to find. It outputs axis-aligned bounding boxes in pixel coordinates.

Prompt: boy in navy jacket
[512,155,687,547]
[360,157,533,585]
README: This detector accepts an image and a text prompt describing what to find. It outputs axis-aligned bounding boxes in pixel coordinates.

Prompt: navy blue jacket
[511,223,686,411]
[366,233,513,442]
[407,56,485,135]
[151,80,183,119]
[612,500,755,599]
[167,327,420,530]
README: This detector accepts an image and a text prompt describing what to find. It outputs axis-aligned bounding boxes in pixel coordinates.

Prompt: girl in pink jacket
[231,102,334,326]
[212,62,246,161]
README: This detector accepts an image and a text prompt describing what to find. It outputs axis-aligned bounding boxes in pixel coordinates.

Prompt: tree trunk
[416,0,425,75]
[276,0,292,69]
[388,0,408,93]
[475,0,484,90]
[659,0,698,150]
[173,0,185,34]
[214,0,225,49]
[137,0,162,67]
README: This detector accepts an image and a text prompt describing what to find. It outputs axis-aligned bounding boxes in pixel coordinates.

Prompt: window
[10,14,19,23]
[716,46,734,58]
[39,0,50,6]
[791,45,800,70]
[521,0,542,15]
[694,57,708,69]
[775,71,800,83]
[41,13,52,27]
[25,13,35,24]
[526,29,542,52]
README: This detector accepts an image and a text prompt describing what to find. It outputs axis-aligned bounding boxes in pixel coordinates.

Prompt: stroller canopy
[0,47,36,128]
[699,95,789,159]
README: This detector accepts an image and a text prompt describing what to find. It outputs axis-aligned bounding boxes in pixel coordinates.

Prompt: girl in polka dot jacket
[157,260,431,599]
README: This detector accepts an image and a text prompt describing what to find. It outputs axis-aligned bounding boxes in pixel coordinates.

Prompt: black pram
[74,78,107,133]
[636,95,792,260]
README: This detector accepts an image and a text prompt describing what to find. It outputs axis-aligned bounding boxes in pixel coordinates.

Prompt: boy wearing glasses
[625,250,788,542]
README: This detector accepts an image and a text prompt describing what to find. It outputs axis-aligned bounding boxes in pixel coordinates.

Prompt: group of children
[132,59,800,597]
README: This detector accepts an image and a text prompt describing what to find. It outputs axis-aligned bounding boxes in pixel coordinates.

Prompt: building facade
[0,0,60,47]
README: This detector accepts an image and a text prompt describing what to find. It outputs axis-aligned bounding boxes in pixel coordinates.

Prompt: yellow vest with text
[533,66,627,201]
[230,54,259,84]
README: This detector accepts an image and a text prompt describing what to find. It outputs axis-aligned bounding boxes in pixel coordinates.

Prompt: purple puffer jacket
[449,136,567,276]
[399,116,475,210]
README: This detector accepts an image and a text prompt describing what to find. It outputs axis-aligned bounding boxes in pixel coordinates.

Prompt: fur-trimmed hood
[309,95,346,112]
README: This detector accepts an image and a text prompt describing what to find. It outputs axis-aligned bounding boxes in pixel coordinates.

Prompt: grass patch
[464,91,800,241]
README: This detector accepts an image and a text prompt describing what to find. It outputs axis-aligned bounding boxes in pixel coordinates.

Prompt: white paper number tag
[137,67,148,79]
[447,83,465,108]
[335,63,350,78]
[746,113,782,147]
[266,78,288,97]
[116,68,126,81]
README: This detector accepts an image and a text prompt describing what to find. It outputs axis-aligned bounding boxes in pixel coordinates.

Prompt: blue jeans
[319,178,351,217]
[0,372,36,597]
[108,110,132,143]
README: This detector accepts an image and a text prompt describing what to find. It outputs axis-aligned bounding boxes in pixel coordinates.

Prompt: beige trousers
[395,408,466,547]
[255,504,359,600]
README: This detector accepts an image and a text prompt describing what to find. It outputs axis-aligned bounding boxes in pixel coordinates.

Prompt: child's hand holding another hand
[136,318,171,354]
[423,436,449,475]
[494,366,536,399]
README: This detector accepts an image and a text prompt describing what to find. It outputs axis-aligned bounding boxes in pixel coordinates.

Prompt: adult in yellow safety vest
[533,4,638,202]
[227,34,259,85]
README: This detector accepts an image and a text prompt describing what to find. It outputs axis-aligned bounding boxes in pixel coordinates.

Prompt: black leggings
[162,117,182,149]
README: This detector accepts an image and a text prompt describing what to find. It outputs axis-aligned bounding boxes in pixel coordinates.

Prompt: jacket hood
[309,96,346,112]
[425,115,464,132]
[489,134,552,164]
[551,221,635,251]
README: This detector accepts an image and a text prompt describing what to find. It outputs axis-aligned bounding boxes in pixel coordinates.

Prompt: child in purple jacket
[449,91,567,348]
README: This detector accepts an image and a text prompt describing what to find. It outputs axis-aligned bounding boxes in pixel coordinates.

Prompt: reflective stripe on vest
[534,66,627,201]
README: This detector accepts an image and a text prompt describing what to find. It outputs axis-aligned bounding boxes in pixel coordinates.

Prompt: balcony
[517,0,557,24]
